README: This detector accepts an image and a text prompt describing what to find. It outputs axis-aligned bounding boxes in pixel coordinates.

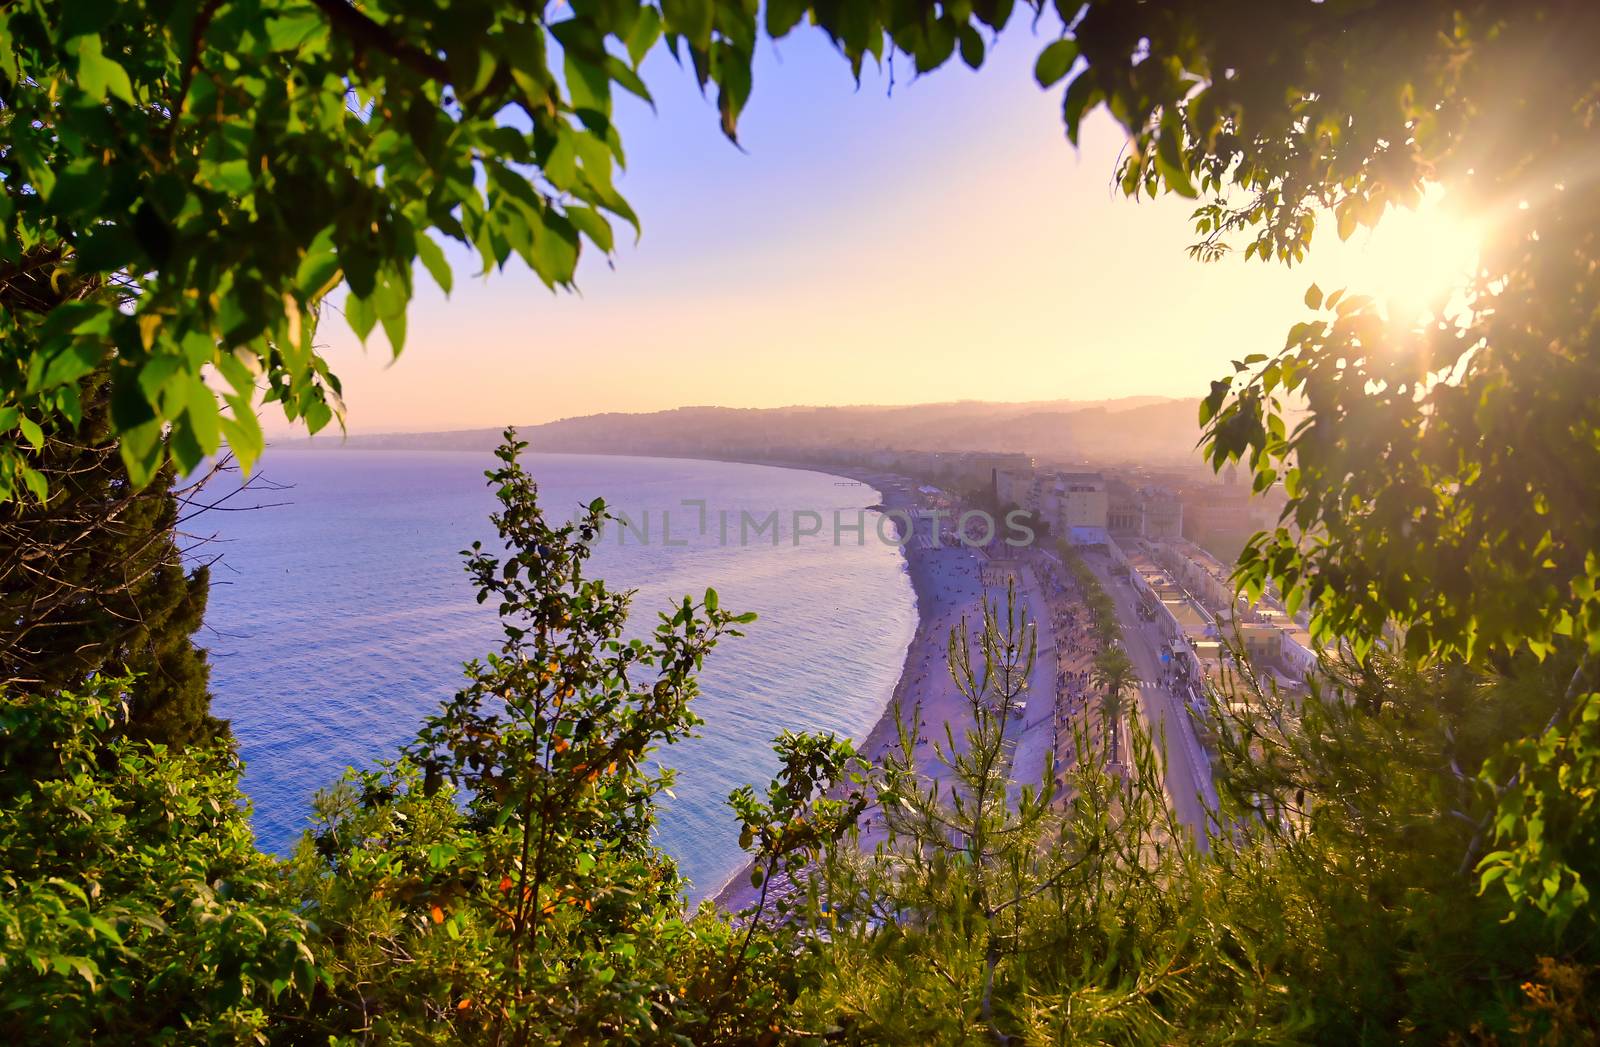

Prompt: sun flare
[1352,186,1484,323]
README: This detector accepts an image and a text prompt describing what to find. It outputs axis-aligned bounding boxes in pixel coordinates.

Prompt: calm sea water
[196,449,916,898]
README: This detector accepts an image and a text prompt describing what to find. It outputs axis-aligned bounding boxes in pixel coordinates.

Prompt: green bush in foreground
[0,685,315,1043]
[280,433,810,1044]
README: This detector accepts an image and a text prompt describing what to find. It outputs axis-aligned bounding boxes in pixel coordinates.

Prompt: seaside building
[996,468,1035,511]
[1280,627,1319,678]
[1182,468,1287,560]
[962,452,1034,495]
[1108,489,1142,536]
[1105,479,1184,540]
[1140,488,1184,540]
[1156,541,1237,614]
[1052,473,1109,545]
[1150,541,1328,692]
[1236,621,1283,667]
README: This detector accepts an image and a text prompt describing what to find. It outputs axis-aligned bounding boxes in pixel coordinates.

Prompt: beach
[710,468,1073,910]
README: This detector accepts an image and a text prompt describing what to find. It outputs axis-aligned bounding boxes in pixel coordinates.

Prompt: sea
[195,449,917,900]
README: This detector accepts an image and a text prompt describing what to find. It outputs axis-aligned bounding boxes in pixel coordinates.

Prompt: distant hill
[291,396,1204,466]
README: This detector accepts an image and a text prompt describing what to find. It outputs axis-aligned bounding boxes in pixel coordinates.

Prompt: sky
[296,19,1479,437]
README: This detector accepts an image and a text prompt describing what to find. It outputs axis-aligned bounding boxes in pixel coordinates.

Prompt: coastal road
[1081,551,1218,846]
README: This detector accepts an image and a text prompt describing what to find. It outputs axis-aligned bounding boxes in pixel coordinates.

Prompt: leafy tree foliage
[0,374,222,748]
[1070,0,1600,916]
[284,430,804,1042]
[799,586,1273,1042]
[1090,643,1132,760]
[1203,648,1600,1041]
[723,729,863,1034]
[0,0,1030,495]
[0,683,317,1042]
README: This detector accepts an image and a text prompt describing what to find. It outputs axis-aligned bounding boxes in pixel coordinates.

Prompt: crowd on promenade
[883,484,1128,798]
[974,545,1116,799]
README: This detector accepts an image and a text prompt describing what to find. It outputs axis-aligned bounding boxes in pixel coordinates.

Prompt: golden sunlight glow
[1348,185,1483,324]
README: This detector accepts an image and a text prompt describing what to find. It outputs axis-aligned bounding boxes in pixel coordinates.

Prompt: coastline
[252,448,1062,909]
[706,460,992,911]
[704,461,928,909]
[614,451,942,906]
[259,442,963,909]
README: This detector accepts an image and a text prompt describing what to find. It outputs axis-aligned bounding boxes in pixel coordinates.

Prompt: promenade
[713,473,1221,912]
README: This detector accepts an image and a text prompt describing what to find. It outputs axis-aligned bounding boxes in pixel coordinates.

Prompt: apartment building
[1106,481,1184,539]
[1052,472,1109,545]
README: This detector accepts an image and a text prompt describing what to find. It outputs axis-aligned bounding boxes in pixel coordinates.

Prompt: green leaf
[1061,75,1101,143]
[41,342,99,396]
[72,34,135,104]
[1155,110,1195,198]
[117,421,164,487]
[0,17,17,84]
[415,235,453,294]
[564,51,612,123]
[625,7,663,67]
[958,26,985,70]
[185,380,222,456]
[380,309,407,356]
[202,158,253,196]
[20,465,48,501]
[605,54,654,108]
[1335,200,1359,241]
[766,0,808,37]
[47,158,109,215]
[303,397,334,434]
[565,206,614,254]
[662,0,714,51]
[713,42,752,143]
[296,227,342,300]
[265,10,324,51]
[219,399,264,473]
[17,415,42,450]
[345,293,378,343]
[529,214,579,287]
[1035,39,1078,88]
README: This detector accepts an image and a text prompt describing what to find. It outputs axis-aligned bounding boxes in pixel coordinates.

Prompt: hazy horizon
[286,392,1185,441]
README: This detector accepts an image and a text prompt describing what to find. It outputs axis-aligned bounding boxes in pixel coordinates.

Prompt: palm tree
[1091,645,1135,763]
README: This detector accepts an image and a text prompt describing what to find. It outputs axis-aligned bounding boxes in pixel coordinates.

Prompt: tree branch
[310,0,452,83]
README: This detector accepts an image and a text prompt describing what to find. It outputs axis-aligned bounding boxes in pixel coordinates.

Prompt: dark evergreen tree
[0,376,223,748]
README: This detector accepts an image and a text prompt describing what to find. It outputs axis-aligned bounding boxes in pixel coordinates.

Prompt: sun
[1350,185,1484,324]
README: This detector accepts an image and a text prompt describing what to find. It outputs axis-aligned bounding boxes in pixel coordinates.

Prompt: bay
[196,449,916,899]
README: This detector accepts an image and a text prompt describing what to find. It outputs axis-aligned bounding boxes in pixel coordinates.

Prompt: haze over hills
[295,396,1205,466]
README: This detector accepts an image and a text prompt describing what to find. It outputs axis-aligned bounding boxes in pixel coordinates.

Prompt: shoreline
[706,461,992,911]
[252,444,1065,906]
[259,443,933,906]
[703,461,928,909]
[605,451,939,908]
